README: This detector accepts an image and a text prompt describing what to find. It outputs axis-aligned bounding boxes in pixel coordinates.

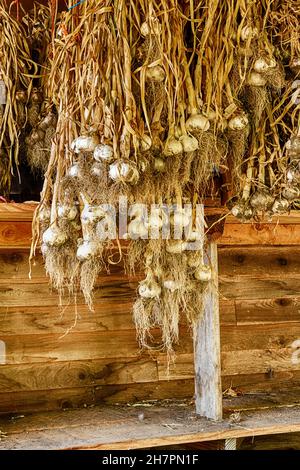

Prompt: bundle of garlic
[0,0,36,195]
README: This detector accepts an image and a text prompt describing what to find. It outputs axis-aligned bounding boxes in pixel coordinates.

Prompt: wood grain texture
[194,242,222,420]
[2,399,300,449]
[0,203,37,221]
[220,277,300,300]
[219,223,300,245]
[0,222,32,249]
[235,298,300,324]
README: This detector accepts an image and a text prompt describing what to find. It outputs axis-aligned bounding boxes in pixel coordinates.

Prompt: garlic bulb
[81,204,105,224]
[57,204,78,221]
[287,168,300,184]
[140,135,152,152]
[240,25,258,41]
[139,277,161,299]
[272,198,290,214]
[141,19,161,37]
[253,57,277,73]
[30,129,45,143]
[163,137,183,157]
[71,135,100,154]
[76,239,99,261]
[39,112,56,130]
[166,240,187,253]
[147,213,163,230]
[171,210,191,228]
[128,220,148,239]
[194,264,212,282]
[154,157,166,172]
[282,186,300,201]
[250,191,274,211]
[247,72,266,86]
[68,163,82,178]
[109,161,139,184]
[228,113,249,130]
[163,280,181,292]
[186,114,210,132]
[91,162,104,177]
[40,243,49,256]
[42,226,68,247]
[39,207,51,223]
[16,90,27,102]
[290,58,300,72]
[93,144,114,163]
[179,134,199,152]
[145,65,165,82]
[231,203,253,221]
[187,251,202,268]
[286,136,300,158]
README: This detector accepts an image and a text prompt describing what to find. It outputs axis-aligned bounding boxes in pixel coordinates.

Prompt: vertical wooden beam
[194,241,222,420]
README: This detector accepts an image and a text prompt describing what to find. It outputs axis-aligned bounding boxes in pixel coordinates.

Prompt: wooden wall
[1,204,300,414]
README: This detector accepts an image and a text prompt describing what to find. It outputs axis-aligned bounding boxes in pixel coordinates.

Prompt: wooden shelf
[1,394,300,450]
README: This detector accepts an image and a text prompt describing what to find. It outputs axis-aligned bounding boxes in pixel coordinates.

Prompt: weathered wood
[0,328,193,364]
[220,277,300,300]
[241,432,300,450]
[2,399,300,449]
[219,223,300,245]
[0,380,195,415]
[235,298,300,324]
[219,246,300,278]
[222,370,300,394]
[194,242,222,420]
[0,358,159,392]
[0,222,32,249]
[0,203,37,221]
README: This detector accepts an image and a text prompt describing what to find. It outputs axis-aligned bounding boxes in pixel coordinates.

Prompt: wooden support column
[193,234,222,420]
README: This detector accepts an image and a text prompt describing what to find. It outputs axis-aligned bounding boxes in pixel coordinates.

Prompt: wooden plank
[218,246,300,278]
[222,370,300,394]
[0,203,37,221]
[2,399,300,450]
[219,223,300,245]
[194,242,222,420]
[0,328,193,364]
[221,323,300,352]
[0,222,32,249]
[235,298,300,324]
[0,380,194,415]
[241,432,300,450]
[0,357,158,392]
[220,277,300,300]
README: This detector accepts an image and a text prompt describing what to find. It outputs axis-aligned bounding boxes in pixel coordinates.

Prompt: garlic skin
[39,207,51,223]
[228,113,249,130]
[39,112,56,131]
[68,163,82,179]
[194,264,212,282]
[139,278,161,299]
[290,58,300,72]
[71,135,100,154]
[250,191,274,211]
[286,136,300,158]
[247,72,266,86]
[154,157,166,172]
[272,198,290,214]
[141,19,161,37]
[76,239,99,261]
[253,57,277,73]
[186,114,210,132]
[171,210,191,228]
[93,144,114,163]
[109,161,139,184]
[187,251,202,268]
[91,162,104,177]
[128,220,148,239]
[147,213,163,230]
[145,65,165,82]
[42,226,68,247]
[231,203,253,221]
[30,129,45,144]
[140,135,152,152]
[240,25,258,41]
[40,243,49,256]
[81,204,106,224]
[57,204,78,221]
[166,240,187,254]
[163,137,183,157]
[287,168,300,184]
[163,280,181,292]
[16,90,27,102]
[179,134,199,152]
[282,186,300,201]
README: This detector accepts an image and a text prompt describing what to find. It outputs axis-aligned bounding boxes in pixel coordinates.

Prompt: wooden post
[193,238,222,420]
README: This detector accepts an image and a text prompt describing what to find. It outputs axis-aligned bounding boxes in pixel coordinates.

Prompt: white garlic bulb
[240,25,258,41]
[253,57,277,73]
[39,207,51,223]
[40,243,49,256]
[42,226,68,247]
[272,198,290,214]
[147,213,163,230]
[194,264,212,282]
[57,204,78,221]
[128,220,148,239]
[76,239,99,261]
[186,114,210,132]
[109,161,139,184]
[145,65,165,82]
[91,162,104,177]
[247,72,267,86]
[166,240,187,253]
[163,137,183,157]
[68,163,82,178]
[140,135,152,152]
[171,210,191,228]
[81,204,106,224]
[228,113,249,130]
[154,157,166,172]
[179,134,199,152]
[93,144,114,163]
[141,19,162,37]
[163,280,181,292]
[71,135,100,154]
[139,278,161,299]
